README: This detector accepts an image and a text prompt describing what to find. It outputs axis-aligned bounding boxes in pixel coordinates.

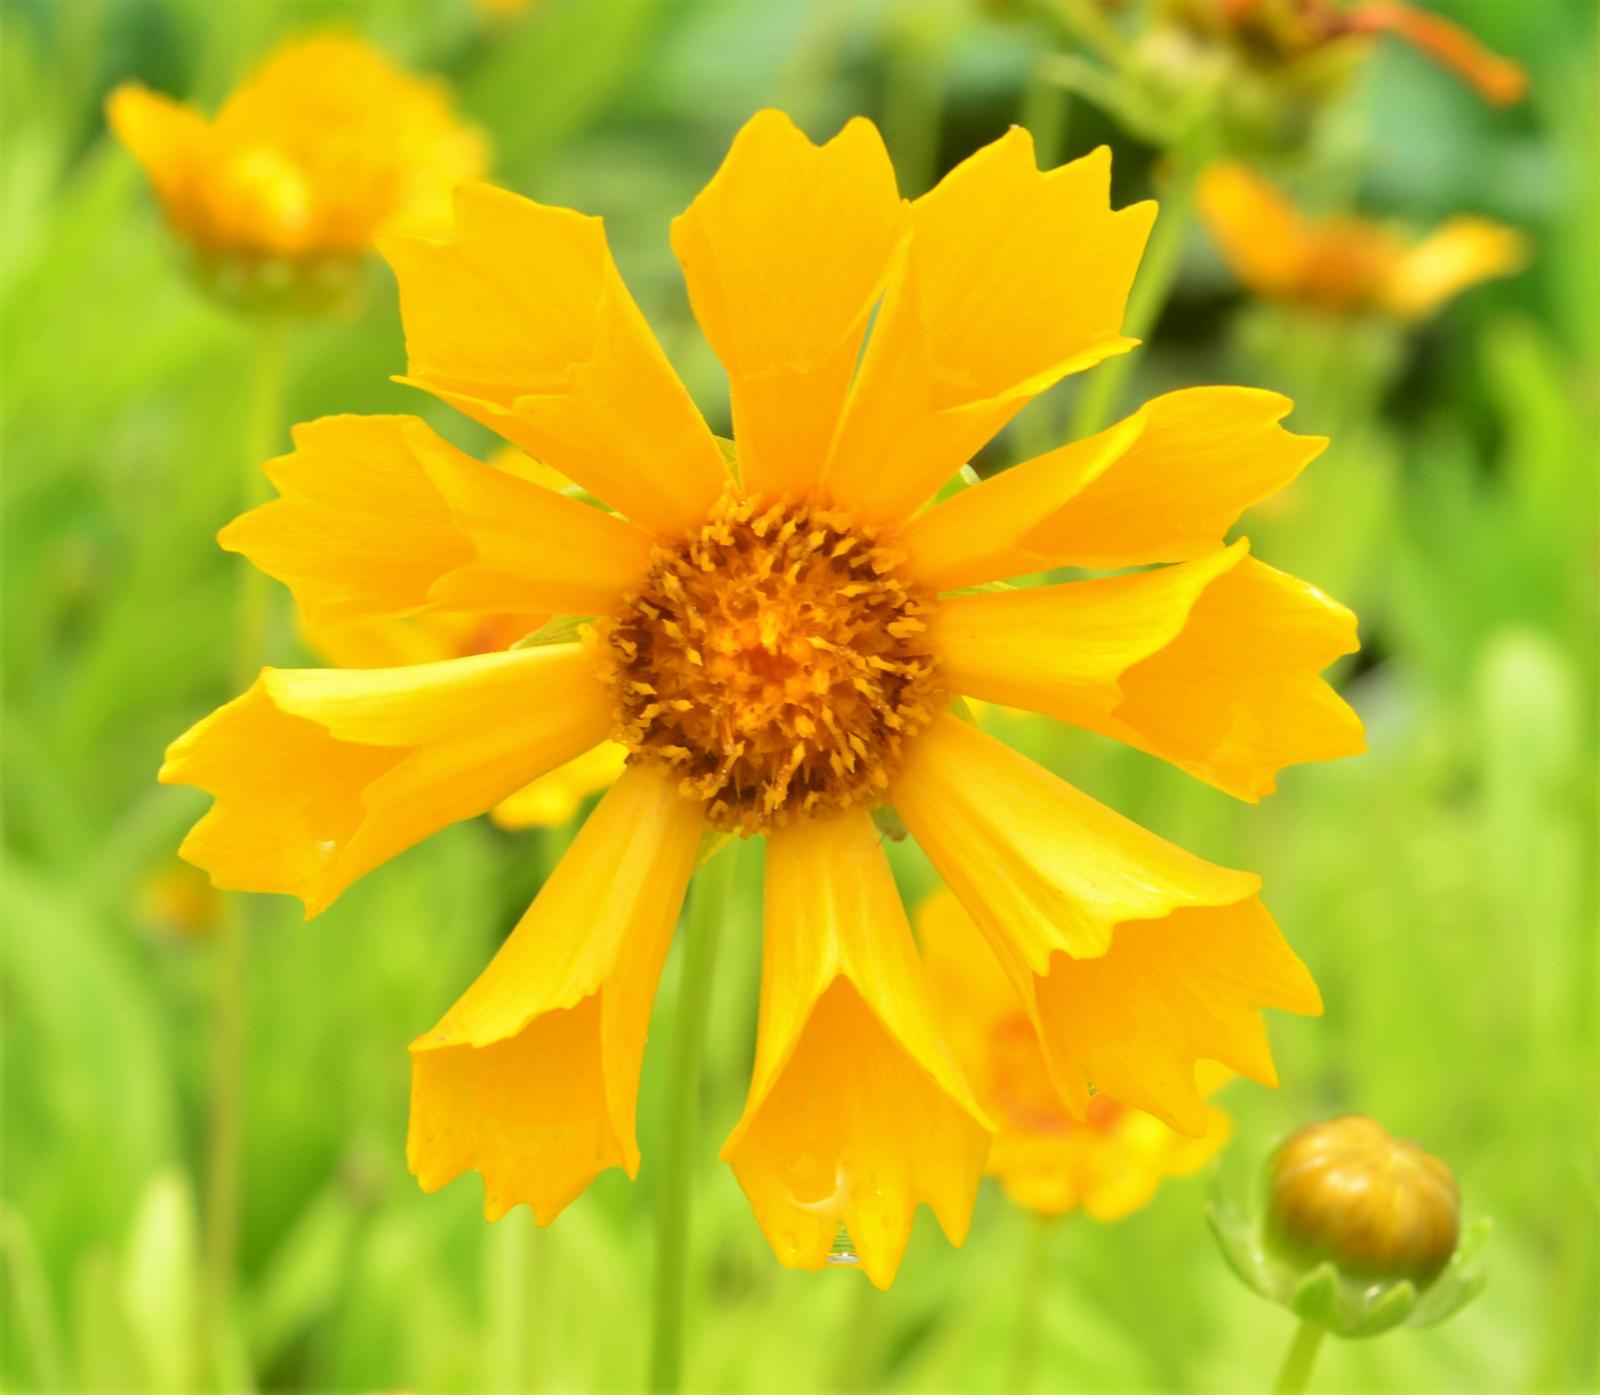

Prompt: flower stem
[1272,1318,1327,1395]
[647,848,731,1392]
[1006,1213,1056,1392]
[202,316,286,1385]
[1068,154,1202,440]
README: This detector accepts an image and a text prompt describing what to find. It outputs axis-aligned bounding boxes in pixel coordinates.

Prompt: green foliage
[1,0,1595,1391]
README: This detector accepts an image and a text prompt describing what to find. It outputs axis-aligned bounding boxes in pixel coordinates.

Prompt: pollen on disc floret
[594,492,942,835]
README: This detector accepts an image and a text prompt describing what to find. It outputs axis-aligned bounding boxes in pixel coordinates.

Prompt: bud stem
[1273,1318,1326,1395]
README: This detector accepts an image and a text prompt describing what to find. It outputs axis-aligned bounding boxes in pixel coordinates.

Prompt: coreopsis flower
[919,889,1231,1220]
[161,112,1363,1286]
[1199,161,1528,319]
[1169,0,1526,105]
[1211,1114,1487,1336]
[107,36,484,305]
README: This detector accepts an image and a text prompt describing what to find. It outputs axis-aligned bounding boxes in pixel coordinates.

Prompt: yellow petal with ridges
[1033,898,1319,1134]
[383,183,726,537]
[824,134,1153,523]
[221,415,651,627]
[932,541,1248,720]
[672,110,907,502]
[161,645,611,916]
[408,763,703,1223]
[893,716,1259,974]
[1074,555,1365,800]
[932,542,1363,798]
[723,809,992,1289]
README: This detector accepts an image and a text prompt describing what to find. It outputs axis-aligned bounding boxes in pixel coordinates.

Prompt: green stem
[881,6,947,198]
[202,317,286,1387]
[1272,1319,1326,1395]
[647,850,731,1392]
[1068,155,1201,440]
[1005,1213,1056,1393]
[487,1211,534,1394]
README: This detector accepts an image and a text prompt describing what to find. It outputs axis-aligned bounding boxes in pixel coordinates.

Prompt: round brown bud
[1268,1115,1461,1284]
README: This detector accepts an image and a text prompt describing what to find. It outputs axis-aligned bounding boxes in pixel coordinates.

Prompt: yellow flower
[919,889,1230,1220]
[107,36,484,269]
[1199,161,1528,319]
[161,112,1363,1286]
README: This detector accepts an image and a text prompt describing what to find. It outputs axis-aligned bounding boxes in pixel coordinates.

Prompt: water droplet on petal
[826,1225,859,1267]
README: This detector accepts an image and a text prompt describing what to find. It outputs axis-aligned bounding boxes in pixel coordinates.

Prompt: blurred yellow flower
[1199,161,1528,319]
[107,36,484,268]
[919,889,1230,1220]
[162,112,1361,1285]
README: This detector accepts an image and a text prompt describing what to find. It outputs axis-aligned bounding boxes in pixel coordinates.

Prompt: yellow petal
[824,135,1154,523]
[1078,555,1364,799]
[932,543,1364,798]
[1382,217,1529,319]
[303,611,541,670]
[222,415,651,627]
[1198,161,1311,300]
[106,84,210,212]
[490,741,629,829]
[932,541,1248,721]
[893,716,1259,973]
[1032,898,1319,1134]
[671,110,907,501]
[917,888,1233,1218]
[161,645,611,916]
[383,183,726,536]
[1018,389,1324,567]
[409,763,702,1222]
[722,809,992,1289]
[894,718,1316,1131]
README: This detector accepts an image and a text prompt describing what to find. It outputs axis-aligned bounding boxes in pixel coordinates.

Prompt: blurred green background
[2,0,1595,1391]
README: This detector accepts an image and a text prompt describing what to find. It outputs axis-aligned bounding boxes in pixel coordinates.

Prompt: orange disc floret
[595,493,940,834]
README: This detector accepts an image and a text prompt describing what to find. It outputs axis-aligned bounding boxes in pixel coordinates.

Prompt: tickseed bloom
[162,112,1363,1286]
[1200,161,1528,319]
[919,889,1230,1220]
[107,36,484,303]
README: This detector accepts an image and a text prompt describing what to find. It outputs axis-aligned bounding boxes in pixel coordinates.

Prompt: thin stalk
[202,317,286,1387]
[1067,155,1201,440]
[1005,1213,1056,1393]
[487,1211,533,1393]
[1272,1318,1327,1395]
[647,849,732,1392]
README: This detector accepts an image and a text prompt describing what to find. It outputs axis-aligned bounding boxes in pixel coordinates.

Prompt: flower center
[596,493,940,834]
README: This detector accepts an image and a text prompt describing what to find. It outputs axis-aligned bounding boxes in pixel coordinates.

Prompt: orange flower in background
[920,889,1231,1220]
[1199,161,1528,318]
[1178,0,1526,105]
[107,36,484,267]
[161,112,1362,1286]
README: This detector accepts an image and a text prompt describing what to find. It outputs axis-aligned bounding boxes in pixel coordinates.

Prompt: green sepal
[1206,1186,1491,1340]
[511,615,593,649]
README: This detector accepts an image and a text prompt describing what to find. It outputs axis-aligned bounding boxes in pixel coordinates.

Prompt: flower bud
[1268,1115,1460,1284]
